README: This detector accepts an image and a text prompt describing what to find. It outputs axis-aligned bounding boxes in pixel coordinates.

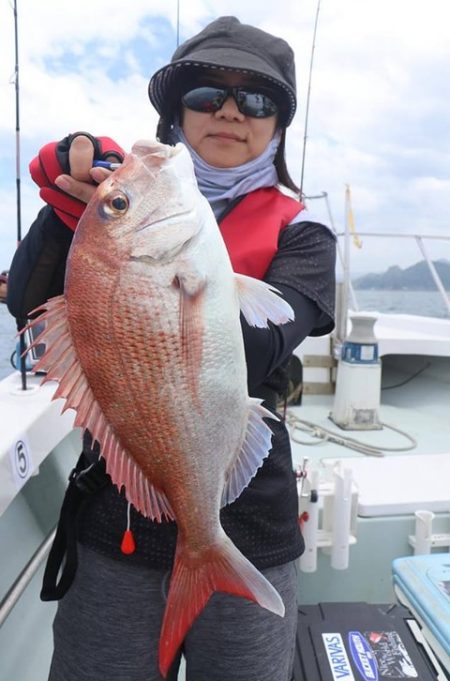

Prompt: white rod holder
[331,466,353,569]
[412,510,435,554]
[299,469,320,573]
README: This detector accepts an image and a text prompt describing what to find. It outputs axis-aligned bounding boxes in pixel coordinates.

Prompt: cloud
[1,0,450,276]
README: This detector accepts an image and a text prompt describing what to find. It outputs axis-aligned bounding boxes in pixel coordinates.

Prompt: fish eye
[103,192,129,217]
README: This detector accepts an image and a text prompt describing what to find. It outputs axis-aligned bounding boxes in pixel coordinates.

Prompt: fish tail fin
[158,535,285,677]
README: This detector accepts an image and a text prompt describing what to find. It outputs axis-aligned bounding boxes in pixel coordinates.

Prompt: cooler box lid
[393,553,450,672]
[324,453,450,517]
[294,601,445,681]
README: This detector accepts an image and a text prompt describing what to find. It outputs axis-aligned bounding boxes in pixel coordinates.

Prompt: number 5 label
[9,436,34,490]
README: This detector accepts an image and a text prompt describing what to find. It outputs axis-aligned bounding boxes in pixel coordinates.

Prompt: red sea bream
[26,139,295,676]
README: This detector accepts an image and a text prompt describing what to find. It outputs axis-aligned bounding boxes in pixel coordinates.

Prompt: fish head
[73,140,204,265]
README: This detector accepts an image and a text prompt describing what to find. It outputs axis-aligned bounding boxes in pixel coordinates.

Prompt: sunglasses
[181,86,279,119]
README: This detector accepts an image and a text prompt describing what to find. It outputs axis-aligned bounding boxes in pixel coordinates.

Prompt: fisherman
[7,16,336,681]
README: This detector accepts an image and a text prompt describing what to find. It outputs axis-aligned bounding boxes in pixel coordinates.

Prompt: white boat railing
[308,191,450,323]
[335,231,450,318]
[0,527,56,627]
[334,231,450,347]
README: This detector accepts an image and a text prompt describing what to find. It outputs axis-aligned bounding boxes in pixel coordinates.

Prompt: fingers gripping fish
[23,139,295,677]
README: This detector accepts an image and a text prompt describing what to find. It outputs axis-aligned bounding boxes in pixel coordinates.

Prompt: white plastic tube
[299,469,320,573]
[414,510,435,555]
[331,466,353,570]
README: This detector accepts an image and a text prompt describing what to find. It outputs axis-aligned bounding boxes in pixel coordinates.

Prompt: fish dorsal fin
[26,295,174,522]
[221,399,279,507]
[234,273,294,328]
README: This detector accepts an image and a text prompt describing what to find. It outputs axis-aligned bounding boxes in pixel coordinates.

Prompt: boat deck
[290,360,450,466]
[1,313,449,680]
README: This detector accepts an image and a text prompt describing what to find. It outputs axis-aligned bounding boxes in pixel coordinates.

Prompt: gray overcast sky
[1,0,449,276]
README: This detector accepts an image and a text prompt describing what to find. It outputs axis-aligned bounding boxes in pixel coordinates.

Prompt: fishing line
[299,0,322,198]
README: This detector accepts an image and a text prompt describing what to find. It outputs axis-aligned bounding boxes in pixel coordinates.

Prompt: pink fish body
[28,140,294,676]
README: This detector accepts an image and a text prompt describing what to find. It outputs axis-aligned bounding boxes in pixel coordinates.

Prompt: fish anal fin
[76,401,174,521]
[221,399,278,507]
[159,534,285,678]
[235,273,294,328]
[100,432,175,522]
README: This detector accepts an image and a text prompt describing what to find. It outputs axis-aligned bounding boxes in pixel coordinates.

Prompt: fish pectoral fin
[175,267,206,297]
[159,533,284,677]
[175,272,206,402]
[234,273,295,328]
[221,399,279,507]
[23,296,175,523]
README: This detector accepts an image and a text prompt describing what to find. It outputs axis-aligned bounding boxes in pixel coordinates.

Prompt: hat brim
[149,49,296,126]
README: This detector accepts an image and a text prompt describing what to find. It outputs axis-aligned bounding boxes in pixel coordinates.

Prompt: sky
[1,0,450,277]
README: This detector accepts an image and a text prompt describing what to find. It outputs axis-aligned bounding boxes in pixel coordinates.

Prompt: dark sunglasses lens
[182,86,279,118]
[182,87,225,113]
[236,90,278,118]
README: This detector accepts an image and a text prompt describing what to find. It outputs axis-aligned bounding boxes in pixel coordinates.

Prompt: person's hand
[55,135,119,204]
[29,132,125,231]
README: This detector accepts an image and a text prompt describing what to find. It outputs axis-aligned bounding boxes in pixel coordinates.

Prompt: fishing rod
[13,0,22,244]
[12,0,27,391]
[299,0,322,198]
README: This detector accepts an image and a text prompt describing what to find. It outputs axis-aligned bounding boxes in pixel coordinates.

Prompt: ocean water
[1,290,449,381]
[350,288,450,317]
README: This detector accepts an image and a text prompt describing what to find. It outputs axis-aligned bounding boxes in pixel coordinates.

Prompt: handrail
[319,191,359,310]
[334,231,450,241]
[332,229,450,320]
[0,527,56,627]
[415,237,450,316]
[302,194,450,320]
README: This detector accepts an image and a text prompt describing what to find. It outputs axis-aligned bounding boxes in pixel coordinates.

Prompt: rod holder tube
[299,469,320,573]
[331,467,353,569]
[413,510,435,555]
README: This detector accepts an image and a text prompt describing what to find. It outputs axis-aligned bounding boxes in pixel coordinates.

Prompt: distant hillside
[353,259,450,290]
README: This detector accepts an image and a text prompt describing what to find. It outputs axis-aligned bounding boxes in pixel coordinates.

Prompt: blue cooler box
[393,554,450,676]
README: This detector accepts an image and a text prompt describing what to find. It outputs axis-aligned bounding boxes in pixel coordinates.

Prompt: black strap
[40,454,109,601]
[252,385,278,412]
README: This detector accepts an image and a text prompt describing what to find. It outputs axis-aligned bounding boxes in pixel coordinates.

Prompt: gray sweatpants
[48,543,298,681]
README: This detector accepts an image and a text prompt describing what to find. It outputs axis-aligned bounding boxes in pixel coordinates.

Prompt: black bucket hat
[148,16,297,127]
